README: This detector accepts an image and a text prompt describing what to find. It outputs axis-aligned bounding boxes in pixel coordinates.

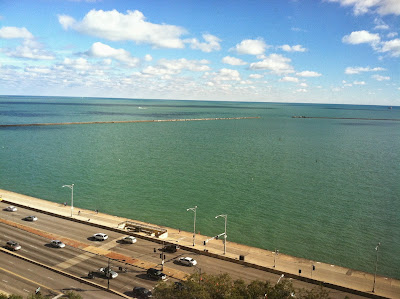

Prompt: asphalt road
[0,202,368,298]
[0,251,122,298]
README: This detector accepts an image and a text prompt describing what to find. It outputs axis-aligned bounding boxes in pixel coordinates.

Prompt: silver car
[99,267,118,279]
[25,215,38,221]
[50,240,65,248]
[93,233,108,241]
[121,236,137,244]
[6,240,21,251]
[178,257,197,266]
[5,206,17,212]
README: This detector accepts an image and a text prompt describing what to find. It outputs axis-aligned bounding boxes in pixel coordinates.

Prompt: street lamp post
[372,242,381,293]
[274,249,279,268]
[62,184,74,217]
[215,214,227,255]
[187,206,197,246]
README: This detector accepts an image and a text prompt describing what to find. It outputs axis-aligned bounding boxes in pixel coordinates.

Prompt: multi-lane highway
[0,202,367,298]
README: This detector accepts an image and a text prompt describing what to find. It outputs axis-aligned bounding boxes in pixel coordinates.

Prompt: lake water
[0,95,399,279]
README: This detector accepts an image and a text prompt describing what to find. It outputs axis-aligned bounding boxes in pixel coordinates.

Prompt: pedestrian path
[1,189,399,298]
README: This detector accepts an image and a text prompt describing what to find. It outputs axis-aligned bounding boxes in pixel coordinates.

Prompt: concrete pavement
[1,189,399,298]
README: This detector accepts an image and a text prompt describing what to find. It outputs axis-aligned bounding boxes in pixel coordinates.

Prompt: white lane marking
[28,244,38,249]
[2,279,8,283]
[23,289,30,293]
[27,268,33,272]
[47,277,54,280]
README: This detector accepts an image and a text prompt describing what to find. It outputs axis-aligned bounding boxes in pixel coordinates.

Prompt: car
[93,233,108,241]
[5,240,21,251]
[177,257,197,267]
[132,286,153,298]
[50,240,65,248]
[24,215,38,221]
[174,281,188,291]
[162,244,180,252]
[146,268,166,280]
[4,206,17,212]
[121,236,137,244]
[99,267,118,279]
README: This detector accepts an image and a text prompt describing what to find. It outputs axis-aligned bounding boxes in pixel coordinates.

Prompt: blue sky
[0,0,399,105]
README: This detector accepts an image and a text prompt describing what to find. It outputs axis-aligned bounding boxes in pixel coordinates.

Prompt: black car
[162,244,180,253]
[133,286,152,298]
[146,268,166,280]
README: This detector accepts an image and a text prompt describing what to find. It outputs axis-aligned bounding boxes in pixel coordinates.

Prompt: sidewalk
[1,189,399,299]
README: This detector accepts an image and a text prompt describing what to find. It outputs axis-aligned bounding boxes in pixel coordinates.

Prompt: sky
[0,0,399,105]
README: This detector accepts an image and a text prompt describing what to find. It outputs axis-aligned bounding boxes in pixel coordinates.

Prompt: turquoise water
[1,95,399,279]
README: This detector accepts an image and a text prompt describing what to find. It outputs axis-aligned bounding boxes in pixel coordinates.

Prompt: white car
[50,240,65,248]
[25,215,38,221]
[99,267,118,279]
[177,257,197,266]
[121,236,137,244]
[5,206,17,212]
[93,233,108,241]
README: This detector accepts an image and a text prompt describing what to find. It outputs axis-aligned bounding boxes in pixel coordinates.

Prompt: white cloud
[232,39,268,55]
[353,80,366,85]
[280,44,307,52]
[24,67,51,74]
[222,56,247,66]
[187,34,221,52]
[58,15,76,30]
[211,68,241,81]
[373,18,389,30]
[291,27,307,32]
[299,82,308,87]
[5,39,55,60]
[144,54,153,62]
[345,66,385,74]
[387,32,398,38]
[372,74,390,81]
[296,71,322,77]
[62,57,92,71]
[327,0,400,16]
[380,38,400,57]
[85,42,139,67]
[249,74,263,79]
[342,30,380,45]
[142,58,210,76]
[280,76,299,83]
[58,9,187,49]
[0,26,34,39]
[342,80,352,87]
[249,53,294,75]
[295,88,307,92]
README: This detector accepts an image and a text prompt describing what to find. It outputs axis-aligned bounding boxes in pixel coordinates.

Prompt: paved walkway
[1,189,399,298]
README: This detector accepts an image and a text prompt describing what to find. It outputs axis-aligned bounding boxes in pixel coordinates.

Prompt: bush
[153,273,332,299]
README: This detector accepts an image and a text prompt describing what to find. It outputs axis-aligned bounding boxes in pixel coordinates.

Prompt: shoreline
[1,188,399,298]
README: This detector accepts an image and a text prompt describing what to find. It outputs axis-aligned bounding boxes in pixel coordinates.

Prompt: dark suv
[162,244,180,253]
[132,286,153,298]
[146,268,166,280]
